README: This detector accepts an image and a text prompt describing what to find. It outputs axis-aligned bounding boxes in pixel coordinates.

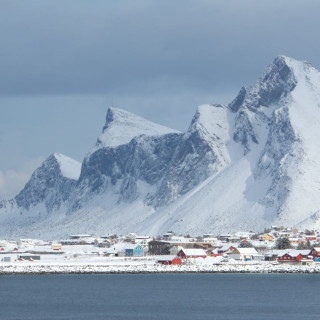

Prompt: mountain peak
[229,55,300,112]
[52,153,81,180]
[103,107,133,130]
[273,54,294,66]
[273,55,313,69]
[96,107,179,148]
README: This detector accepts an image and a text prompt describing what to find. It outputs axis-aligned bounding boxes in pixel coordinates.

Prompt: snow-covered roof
[234,231,254,237]
[234,248,258,255]
[278,250,310,257]
[157,255,179,261]
[250,240,273,249]
[180,248,207,256]
[218,243,237,251]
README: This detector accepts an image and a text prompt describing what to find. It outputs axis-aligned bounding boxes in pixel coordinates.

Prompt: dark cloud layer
[1,0,320,97]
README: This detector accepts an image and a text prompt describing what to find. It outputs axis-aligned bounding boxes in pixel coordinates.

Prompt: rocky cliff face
[70,132,182,211]
[2,55,320,238]
[149,104,232,207]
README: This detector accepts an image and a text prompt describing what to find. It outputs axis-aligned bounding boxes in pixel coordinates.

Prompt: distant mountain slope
[2,55,320,239]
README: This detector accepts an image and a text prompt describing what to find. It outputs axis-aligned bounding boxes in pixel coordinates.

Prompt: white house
[229,248,259,261]
[169,245,184,256]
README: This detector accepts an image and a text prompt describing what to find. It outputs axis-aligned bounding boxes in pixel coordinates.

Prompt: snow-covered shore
[1,262,320,275]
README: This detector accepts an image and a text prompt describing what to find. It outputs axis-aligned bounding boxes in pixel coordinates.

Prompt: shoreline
[1,263,320,275]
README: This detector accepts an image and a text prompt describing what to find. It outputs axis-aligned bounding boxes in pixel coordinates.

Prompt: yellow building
[51,243,63,251]
[260,234,274,242]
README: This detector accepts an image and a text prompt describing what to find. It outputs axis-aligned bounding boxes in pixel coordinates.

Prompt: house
[169,245,184,256]
[278,252,303,263]
[217,234,233,241]
[288,238,306,246]
[265,250,282,261]
[18,255,41,261]
[157,255,182,265]
[163,232,174,240]
[126,233,137,241]
[278,250,312,264]
[309,247,320,261]
[217,244,236,255]
[51,243,62,251]
[305,235,317,242]
[97,239,113,248]
[106,243,143,257]
[18,239,35,248]
[202,234,216,239]
[260,234,274,242]
[206,249,221,257]
[1,256,11,262]
[125,244,144,257]
[148,240,171,255]
[0,240,8,247]
[234,232,254,240]
[177,248,207,259]
[135,235,152,244]
[278,231,292,238]
[69,234,92,239]
[229,248,259,261]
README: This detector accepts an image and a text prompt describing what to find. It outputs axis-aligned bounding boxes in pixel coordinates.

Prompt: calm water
[0,273,319,320]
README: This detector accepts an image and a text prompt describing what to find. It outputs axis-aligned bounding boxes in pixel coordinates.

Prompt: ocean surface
[0,273,318,320]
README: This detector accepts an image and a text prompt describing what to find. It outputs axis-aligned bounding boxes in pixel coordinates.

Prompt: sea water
[0,273,318,320]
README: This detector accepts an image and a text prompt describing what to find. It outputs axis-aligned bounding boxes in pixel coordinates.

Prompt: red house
[278,250,312,264]
[278,252,304,263]
[157,255,182,265]
[306,236,317,241]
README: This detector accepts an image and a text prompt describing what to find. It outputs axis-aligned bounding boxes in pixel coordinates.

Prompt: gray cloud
[0,157,44,199]
[1,0,320,97]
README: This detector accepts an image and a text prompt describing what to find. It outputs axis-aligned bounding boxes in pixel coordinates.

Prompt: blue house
[125,244,144,257]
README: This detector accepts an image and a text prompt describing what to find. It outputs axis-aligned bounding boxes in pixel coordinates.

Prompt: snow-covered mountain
[95,107,179,149]
[2,55,320,238]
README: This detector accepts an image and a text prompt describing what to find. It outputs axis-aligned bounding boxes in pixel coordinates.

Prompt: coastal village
[1,226,320,274]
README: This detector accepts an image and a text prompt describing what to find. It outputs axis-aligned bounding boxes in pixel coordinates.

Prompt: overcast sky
[1,0,320,199]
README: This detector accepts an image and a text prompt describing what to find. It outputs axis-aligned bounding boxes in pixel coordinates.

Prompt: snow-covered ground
[0,254,319,274]
[0,259,319,274]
